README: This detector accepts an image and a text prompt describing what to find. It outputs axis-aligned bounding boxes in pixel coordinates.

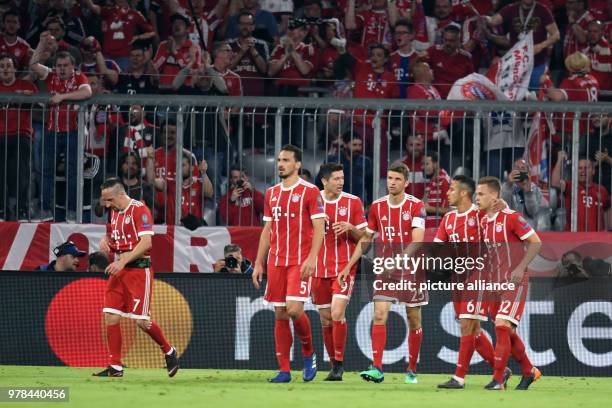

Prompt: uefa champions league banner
[0,223,611,274]
[0,272,611,376]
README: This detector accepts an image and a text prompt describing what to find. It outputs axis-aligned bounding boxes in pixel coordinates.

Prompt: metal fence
[1,93,611,232]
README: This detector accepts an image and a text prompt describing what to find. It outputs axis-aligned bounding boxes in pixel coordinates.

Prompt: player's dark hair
[478,176,501,194]
[453,175,475,197]
[388,163,409,180]
[2,8,20,22]
[161,118,177,131]
[88,251,109,270]
[394,19,414,34]
[319,163,344,181]
[368,43,389,59]
[237,11,255,22]
[100,177,125,192]
[280,144,303,162]
[426,151,439,163]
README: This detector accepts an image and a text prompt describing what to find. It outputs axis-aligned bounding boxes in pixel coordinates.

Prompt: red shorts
[264,264,311,306]
[372,270,429,307]
[311,274,356,309]
[103,267,153,320]
[453,300,489,321]
[488,283,528,325]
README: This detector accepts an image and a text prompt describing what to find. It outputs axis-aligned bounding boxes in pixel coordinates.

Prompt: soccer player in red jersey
[339,164,426,384]
[435,175,508,389]
[476,177,542,391]
[93,178,179,378]
[312,163,367,381]
[252,145,326,383]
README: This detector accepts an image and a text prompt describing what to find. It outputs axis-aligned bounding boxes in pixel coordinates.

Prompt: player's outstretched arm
[301,218,326,279]
[338,231,373,285]
[510,233,542,284]
[105,235,152,275]
[252,222,271,289]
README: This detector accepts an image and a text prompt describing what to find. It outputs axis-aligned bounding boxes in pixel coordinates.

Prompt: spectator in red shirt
[422,151,450,227]
[78,37,120,89]
[564,0,596,59]
[218,165,265,226]
[484,0,560,90]
[228,11,270,96]
[0,9,32,71]
[165,0,228,52]
[153,13,202,89]
[269,19,315,95]
[581,20,612,91]
[552,152,611,231]
[406,62,445,141]
[0,54,37,220]
[542,52,599,137]
[399,134,426,199]
[83,0,155,71]
[30,32,92,220]
[345,0,399,48]
[425,24,474,98]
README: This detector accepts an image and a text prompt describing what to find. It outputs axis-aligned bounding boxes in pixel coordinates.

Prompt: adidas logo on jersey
[381,215,388,221]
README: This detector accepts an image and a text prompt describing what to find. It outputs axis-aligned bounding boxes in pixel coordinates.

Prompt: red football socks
[106,323,122,367]
[371,324,386,369]
[274,319,292,372]
[322,324,335,362]
[455,334,476,379]
[475,332,495,368]
[408,327,423,372]
[510,331,534,376]
[145,321,172,354]
[493,326,512,383]
[333,320,348,362]
[293,313,313,358]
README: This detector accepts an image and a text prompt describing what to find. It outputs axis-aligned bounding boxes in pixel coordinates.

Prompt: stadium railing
[1,93,611,231]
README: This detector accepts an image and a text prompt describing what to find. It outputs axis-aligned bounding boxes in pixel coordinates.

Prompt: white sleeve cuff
[311,213,327,220]
[412,217,425,229]
[138,231,154,237]
[366,227,377,235]
[263,216,272,222]
[355,222,368,230]
[519,229,535,241]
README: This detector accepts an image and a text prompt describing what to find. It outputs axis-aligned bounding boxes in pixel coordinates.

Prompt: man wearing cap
[37,241,87,271]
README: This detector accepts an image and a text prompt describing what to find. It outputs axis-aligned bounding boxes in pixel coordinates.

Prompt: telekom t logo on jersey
[384,226,395,240]
[271,206,282,221]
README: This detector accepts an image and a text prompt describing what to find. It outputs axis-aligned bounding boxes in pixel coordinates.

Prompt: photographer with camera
[214,244,253,275]
[218,166,265,226]
[557,250,612,278]
[501,159,544,229]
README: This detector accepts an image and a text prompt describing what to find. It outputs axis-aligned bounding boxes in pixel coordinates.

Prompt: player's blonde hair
[565,52,591,74]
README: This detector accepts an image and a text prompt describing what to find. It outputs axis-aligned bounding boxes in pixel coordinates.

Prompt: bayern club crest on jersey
[496,223,503,232]
[339,207,347,217]
[468,217,476,226]
[292,193,301,203]
[125,216,131,224]
[402,211,411,221]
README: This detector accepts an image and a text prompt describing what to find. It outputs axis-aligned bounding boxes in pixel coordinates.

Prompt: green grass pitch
[1,366,610,408]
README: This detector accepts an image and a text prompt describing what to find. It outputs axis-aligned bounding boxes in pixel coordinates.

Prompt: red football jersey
[270,42,315,87]
[0,35,31,69]
[100,6,153,58]
[108,199,154,255]
[315,191,367,278]
[389,49,416,96]
[353,64,399,126]
[153,39,202,87]
[426,45,474,98]
[434,204,482,243]
[557,74,599,134]
[263,179,327,266]
[44,70,90,132]
[564,181,611,232]
[0,79,37,137]
[355,9,391,47]
[163,177,204,225]
[406,83,442,139]
[220,69,242,96]
[424,168,450,227]
[366,193,426,243]
[480,209,535,281]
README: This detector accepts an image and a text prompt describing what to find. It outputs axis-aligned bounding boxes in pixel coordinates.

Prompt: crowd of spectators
[0,0,611,231]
